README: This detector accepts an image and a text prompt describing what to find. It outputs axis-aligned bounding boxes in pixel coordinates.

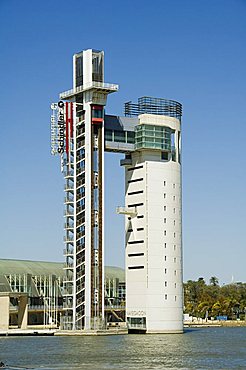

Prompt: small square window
[174,232,176,238]
[165,281,167,287]
[164,218,166,223]
[175,296,177,301]
[165,268,167,274]
[174,245,176,251]
[174,270,177,276]
[165,294,168,300]
[164,193,166,199]
[173,184,175,189]
[164,206,166,211]
[164,243,167,248]
[164,230,166,236]
[164,256,167,261]
[173,196,176,201]
[161,152,169,160]
[173,208,176,214]
[174,257,176,263]
[174,220,176,226]
[174,283,177,288]
[164,181,166,186]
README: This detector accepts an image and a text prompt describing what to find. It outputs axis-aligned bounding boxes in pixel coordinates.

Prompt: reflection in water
[0,327,245,369]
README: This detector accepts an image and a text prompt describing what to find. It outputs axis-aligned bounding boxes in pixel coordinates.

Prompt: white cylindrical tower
[124,99,183,333]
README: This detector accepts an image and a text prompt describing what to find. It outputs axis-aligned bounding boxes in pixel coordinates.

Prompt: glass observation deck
[104,96,182,153]
[104,116,173,153]
[135,124,172,151]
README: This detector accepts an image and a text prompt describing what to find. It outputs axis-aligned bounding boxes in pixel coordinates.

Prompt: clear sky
[0,0,245,285]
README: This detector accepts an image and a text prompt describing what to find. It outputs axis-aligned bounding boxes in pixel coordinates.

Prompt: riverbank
[0,328,128,336]
[0,329,56,336]
[184,320,246,328]
[55,328,128,336]
[1,321,245,336]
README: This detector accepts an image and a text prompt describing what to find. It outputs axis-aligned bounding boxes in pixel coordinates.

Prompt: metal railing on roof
[60,81,119,99]
[124,96,182,120]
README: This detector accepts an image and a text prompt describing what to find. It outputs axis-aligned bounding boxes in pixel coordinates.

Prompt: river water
[0,327,245,369]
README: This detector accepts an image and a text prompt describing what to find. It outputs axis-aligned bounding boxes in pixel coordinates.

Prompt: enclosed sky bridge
[104,96,182,154]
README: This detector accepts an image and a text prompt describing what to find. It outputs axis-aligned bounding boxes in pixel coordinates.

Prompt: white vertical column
[84,99,92,330]
[72,102,77,330]
[101,115,105,321]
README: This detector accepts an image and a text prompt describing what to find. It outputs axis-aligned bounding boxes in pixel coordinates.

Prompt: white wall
[125,115,183,333]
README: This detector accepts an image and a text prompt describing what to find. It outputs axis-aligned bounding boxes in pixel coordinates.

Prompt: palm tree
[197,301,210,319]
[212,301,221,317]
[209,276,219,286]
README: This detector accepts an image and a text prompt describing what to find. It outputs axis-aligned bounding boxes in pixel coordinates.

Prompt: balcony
[61,316,73,325]
[64,223,74,230]
[76,257,85,267]
[64,172,74,179]
[63,287,73,296]
[77,127,85,137]
[63,236,74,243]
[120,158,132,166]
[76,231,85,240]
[76,271,85,280]
[64,196,74,204]
[77,140,85,150]
[64,262,74,270]
[76,243,85,253]
[63,302,73,309]
[64,210,74,217]
[76,297,85,306]
[63,278,73,285]
[63,247,73,256]
[64,184,74,192]
[105,304,126,310]
[116,206,137,217]
[76,153,85,162]
[76,214,85,226]
[60,82,119,100]
[76,284,85,294]
[76,179,85,189]
[76,202,85,213]
[76,195,85,204]
[76,167,85,176]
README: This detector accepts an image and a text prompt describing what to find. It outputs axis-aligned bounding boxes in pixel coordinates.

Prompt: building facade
[0,259,125,330]
[121,108,183,333]
[50,49,183,332]
[51,49,118,330]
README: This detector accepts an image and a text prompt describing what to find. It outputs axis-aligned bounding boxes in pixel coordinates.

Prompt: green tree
[209,276,219,286]
[184,278,246,320]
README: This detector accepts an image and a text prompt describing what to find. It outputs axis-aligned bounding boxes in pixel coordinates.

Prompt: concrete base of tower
[128,319,184,334]
[128,328,183,334]
[146,329,184,334]
[147,321,183,333]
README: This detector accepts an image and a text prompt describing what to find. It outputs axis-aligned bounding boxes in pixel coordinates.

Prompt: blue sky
[0,0,245,284]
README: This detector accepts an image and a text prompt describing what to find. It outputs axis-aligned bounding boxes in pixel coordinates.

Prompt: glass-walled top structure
[135,124,172,151]
[124,96,182,120]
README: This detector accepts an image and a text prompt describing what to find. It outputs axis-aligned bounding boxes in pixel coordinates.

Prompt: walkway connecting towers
[50,49,183,333]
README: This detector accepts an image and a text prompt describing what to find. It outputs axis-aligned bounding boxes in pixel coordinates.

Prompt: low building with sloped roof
[0,259,125,330]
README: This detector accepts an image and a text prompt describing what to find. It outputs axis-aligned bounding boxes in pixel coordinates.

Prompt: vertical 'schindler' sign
[50,101,65,155]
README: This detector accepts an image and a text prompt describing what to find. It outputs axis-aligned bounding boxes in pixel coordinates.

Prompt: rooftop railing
[125,96,182,120]
[60,82,119,99]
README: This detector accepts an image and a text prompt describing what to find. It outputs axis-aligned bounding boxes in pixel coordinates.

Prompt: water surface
[0,327,245,369]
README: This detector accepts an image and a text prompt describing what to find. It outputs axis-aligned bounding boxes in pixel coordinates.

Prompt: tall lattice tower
[51,49,118,330]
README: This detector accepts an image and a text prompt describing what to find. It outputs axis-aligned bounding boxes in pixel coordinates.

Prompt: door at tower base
[125,114,183,334]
